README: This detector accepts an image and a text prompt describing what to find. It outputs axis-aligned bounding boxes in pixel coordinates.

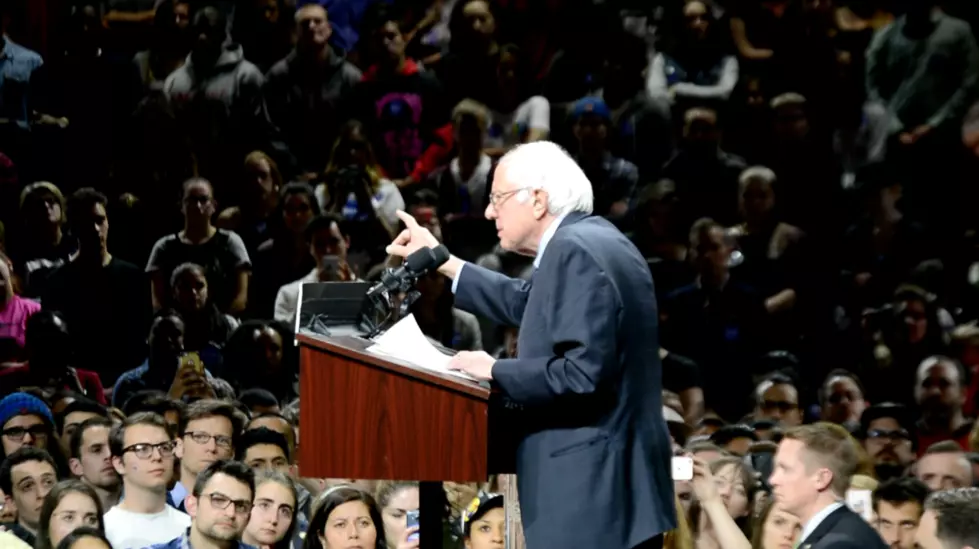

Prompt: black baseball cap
[461,492,504,536]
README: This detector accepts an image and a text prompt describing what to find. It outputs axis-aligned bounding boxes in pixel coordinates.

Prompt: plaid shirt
[148,528,258,549]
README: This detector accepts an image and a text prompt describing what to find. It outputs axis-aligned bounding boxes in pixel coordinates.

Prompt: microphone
[367,245,450,298]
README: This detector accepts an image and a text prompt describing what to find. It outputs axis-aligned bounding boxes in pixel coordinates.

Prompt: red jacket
[0,362,107,405]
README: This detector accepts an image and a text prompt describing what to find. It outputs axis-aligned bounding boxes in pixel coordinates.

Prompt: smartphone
[179,351,204,375]
[671,456,693,481]
[321,255,340,275]
[406,510,419,542]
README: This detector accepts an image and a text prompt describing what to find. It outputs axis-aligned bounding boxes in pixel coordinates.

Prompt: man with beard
[861,403,917,481]
[149,460,256,549]
[915,356,974,451]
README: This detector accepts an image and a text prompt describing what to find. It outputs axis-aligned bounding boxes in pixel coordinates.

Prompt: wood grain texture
[299,333,493,481]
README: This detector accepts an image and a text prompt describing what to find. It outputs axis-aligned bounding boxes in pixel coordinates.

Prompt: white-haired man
[386,141,676,549]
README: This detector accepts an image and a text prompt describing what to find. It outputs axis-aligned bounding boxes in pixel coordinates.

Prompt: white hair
[739,165,777,191]
[497,141,594,216]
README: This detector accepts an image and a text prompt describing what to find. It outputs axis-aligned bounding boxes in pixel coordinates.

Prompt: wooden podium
[297,333,495,481]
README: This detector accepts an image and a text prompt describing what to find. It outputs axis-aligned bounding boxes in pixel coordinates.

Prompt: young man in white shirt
[104,412,190,549]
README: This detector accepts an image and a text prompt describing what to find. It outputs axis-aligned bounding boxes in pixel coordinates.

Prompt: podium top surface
[297,333,491,400]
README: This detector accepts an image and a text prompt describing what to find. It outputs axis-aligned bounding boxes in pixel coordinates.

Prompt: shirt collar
[533,213,568,268]
[799,501,844,544]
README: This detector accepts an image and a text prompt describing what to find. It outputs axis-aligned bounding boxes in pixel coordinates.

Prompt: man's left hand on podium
[448,351,496,381]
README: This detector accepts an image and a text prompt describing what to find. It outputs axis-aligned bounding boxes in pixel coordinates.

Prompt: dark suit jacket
[454,212,676,549]
[799,505,887,549]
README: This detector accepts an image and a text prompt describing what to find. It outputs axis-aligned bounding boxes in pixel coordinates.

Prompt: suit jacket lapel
[799,506,849,549]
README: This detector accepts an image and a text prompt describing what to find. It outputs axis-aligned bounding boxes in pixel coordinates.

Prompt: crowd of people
[2,0,979,547]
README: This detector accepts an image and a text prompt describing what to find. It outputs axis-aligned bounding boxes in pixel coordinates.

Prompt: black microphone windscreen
[431,244,450,265]
[405,246,438,273]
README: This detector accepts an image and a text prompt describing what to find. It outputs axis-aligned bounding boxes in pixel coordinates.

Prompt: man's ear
[814,467,834,493]
[69,457,84,478]
[175,438,184,460]
[185,494,199,519]
[111,455,125,476]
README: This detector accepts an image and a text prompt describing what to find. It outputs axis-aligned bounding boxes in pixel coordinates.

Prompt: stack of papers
[367,314,477,382]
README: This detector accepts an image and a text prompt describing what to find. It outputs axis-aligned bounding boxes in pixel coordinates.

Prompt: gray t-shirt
[146,229,250,311]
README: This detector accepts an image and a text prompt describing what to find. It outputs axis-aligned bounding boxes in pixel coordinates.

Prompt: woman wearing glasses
[103,412,190,549]
[243,470,299,549]
[36,479,105,549]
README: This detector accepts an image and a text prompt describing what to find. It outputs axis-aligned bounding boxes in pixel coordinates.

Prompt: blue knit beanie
[0,393,54,429]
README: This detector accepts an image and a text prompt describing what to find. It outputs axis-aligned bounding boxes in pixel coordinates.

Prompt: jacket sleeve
[453,263,532,327]
[491,239,623,405]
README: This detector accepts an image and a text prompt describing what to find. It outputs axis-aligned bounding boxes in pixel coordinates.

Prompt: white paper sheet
[366,314,477,382]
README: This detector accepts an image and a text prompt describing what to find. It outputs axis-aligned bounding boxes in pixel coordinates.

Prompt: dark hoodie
[164,44,285,186]
[346,59,452,180]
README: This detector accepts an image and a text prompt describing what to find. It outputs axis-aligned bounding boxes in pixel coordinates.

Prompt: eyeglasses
[867,429,910,441]
[122,440,177,459]
[488,188,531,208]
[184,431,234,449]
[761,400,797,412]
[203,492,252,515]
[1,425,49,441]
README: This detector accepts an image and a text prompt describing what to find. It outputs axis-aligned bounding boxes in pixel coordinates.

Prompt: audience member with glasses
[35,479,105,549]
[172,400,243,512]
[103,412,191,549]
[0,447,60,546]
[242,470,299,549]
[148,460,257,549]
[0,392,57,463]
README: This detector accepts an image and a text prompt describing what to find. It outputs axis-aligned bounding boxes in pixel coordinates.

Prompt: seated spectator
[250,183,321,319]
[304,486,386,549]
[0,312,106,404]
[0,447,60,546]
[647,0,739,109]
[54,399,107,459]
[751,499,801,549]
[915,440,973,491]
[147,178,252,315]
[423,100,496,260]
[242,470,299,549]
[163,5,281,194]
[460,492,504,549]
[569,97,639,225]
[55,528,113,549]
[35,479,105,549]
[375,481,419,549]
[483,44,550,157]
[222,321,297,404]
[215,151,283,256]
[661,218,770,421]
[9,182,75,299]
[872,477,928,549]
[274,214,360,327]
[662,108,747,228]
[752,371,803,428]
[43,188,150,383]
[348,4,452,185]
[263,3,362,175]
[689,456,757,546]
[149,460,255,549]
[915,356,973,452]
[915,488,979,549]
[235,0,294,73]
[709,424,759,456]
[237,428,290,476]
[170,400,242,511]
[0,392,56,461]
[860,402,916,482]
[67,417,122,511]
[411,268,482,352]
[316,120,404,263]
[238,389,280,417]
[434,0,505,109]
[120,393,184,435]
[728,167,804,316]
[113,312,214,409]
[631,180,694,302]
[820,370,867,428]
[0,251,39,362]
[132,0,192,93]
[104,412,189,548]
[170,263,239,368]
